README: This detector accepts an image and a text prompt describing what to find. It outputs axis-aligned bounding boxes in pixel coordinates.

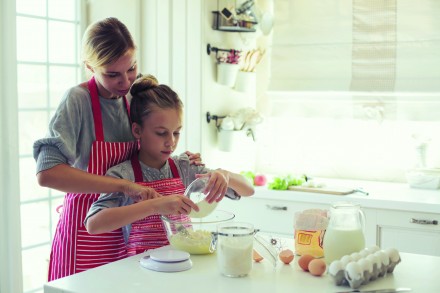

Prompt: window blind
[269,0,440,92]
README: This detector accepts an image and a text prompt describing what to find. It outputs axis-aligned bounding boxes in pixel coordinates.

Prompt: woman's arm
[85,195,199,234]
[37,164,160,200]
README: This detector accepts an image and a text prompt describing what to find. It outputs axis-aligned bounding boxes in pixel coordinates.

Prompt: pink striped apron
[48,77,138,281]
[126,154,189,255]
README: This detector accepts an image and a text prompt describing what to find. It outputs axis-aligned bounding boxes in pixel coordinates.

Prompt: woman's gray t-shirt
[33,85,135,173]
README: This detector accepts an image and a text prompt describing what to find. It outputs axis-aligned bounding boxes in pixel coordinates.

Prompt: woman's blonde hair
[81,17,135,68]
[130,75,183,125]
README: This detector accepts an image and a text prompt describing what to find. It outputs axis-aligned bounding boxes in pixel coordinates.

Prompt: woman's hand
[151,195,199,215]
[185,151,204,166]
[122,180,162,202]
[196,170,229,203]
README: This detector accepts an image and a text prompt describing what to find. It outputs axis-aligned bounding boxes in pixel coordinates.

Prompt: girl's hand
[196,170,229,203]
[152,195,199,215]
[123,180,162,202]
[185,151,204,166]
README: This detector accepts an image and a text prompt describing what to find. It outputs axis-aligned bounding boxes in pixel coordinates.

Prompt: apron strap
[168,158,179,178]
[130,153,180,182]
[88,77,131,141]
[130,152,144,182]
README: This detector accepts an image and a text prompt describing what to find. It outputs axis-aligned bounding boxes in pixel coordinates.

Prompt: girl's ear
[85,63,94,73]
[132,123,142,138]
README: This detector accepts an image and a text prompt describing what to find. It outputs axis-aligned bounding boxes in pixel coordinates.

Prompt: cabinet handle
[266,205,288,211]
[410,218,438,225]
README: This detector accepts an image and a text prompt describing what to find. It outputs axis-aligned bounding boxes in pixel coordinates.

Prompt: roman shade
[269,0,440,92]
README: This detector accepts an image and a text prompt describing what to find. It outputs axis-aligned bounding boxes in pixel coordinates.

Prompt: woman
[33,17,201,281]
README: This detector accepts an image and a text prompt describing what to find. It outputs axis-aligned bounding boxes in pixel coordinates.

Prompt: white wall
[0,0,23,292]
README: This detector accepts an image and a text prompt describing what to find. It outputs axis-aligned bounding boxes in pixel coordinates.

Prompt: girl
[33,18,201,280]
[84,75,254,254]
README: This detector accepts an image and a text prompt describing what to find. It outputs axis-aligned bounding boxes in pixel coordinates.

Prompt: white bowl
[406,168,440,189]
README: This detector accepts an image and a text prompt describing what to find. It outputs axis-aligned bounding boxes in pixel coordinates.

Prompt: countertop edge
[249,185,440,214]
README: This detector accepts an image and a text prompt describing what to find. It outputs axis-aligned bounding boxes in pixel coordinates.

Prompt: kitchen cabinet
[375,209,440,256]
[219,184,440,256]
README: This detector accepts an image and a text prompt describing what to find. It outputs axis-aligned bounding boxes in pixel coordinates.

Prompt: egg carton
[328,246,401,289]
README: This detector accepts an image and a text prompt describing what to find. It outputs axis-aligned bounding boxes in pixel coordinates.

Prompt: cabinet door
[218,197,328,237]
[376,210,440,256]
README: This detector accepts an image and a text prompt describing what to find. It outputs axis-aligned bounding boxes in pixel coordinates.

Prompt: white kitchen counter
[251,179,440,214]
[44,246,440,293]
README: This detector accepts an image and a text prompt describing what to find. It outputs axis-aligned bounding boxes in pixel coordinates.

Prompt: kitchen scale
[140,249,192,272]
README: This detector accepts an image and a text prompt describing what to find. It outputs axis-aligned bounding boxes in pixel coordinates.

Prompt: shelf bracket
[206,43,232,56]
[206,112,226,129]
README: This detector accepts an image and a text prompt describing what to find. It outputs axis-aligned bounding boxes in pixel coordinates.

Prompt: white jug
[323,202,366,264]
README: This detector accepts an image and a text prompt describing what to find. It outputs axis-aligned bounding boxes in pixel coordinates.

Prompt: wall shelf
[212,11,257,32]
[212,0,258,33]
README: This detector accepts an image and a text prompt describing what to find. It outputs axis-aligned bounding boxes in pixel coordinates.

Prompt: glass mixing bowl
[161,209,235,254]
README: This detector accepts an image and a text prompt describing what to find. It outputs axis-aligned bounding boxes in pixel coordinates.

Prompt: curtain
[269,0,440,92]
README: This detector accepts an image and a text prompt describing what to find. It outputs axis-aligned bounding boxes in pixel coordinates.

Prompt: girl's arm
[197,170,255,203]
[85,195,199,234]
[37,164,160,200]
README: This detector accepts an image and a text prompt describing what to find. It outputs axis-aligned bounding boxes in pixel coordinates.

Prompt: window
[16,0,81,291]
[256,0,440,182]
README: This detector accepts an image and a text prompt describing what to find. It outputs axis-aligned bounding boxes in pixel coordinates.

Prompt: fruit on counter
[308,259,326,276]
[268,177,288,190]
[268,174,307,190]
[298,254,315,271]
[240,171,255,185]
[253,249,264,262]
[240,171,268,186]
[279,249,294,264]
[253,174,267,186]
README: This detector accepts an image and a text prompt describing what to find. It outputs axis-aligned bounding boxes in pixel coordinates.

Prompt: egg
[375,250,390,267]
[350,252,361,261]
[328,260,346,285]
[359,249,370,258]
[357,258,373,274]
[328,260,343,275]
[385,248,400,263]
[366,254,381,280]
[253,249,263,262]
[384,248,401,273]
[340,255,353,268]
[298,254,315,271]
[345,261,364,289]
[367,245,380,254]
[279,249,294,264]
[308,259,326,276]
[357,258,373,284]
[345,261,363,280]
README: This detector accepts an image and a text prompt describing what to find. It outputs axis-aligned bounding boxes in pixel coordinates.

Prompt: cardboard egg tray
[328,246,401,289]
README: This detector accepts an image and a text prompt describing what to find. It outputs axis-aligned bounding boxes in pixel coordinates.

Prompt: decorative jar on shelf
[217,63,239,87]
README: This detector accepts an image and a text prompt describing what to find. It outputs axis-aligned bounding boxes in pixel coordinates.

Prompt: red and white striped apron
[48,77,138,281]
[126,154,189,255]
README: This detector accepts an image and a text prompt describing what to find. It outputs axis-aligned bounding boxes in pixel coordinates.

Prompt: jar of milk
[323,202,366,264]
[213,222,255,277]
